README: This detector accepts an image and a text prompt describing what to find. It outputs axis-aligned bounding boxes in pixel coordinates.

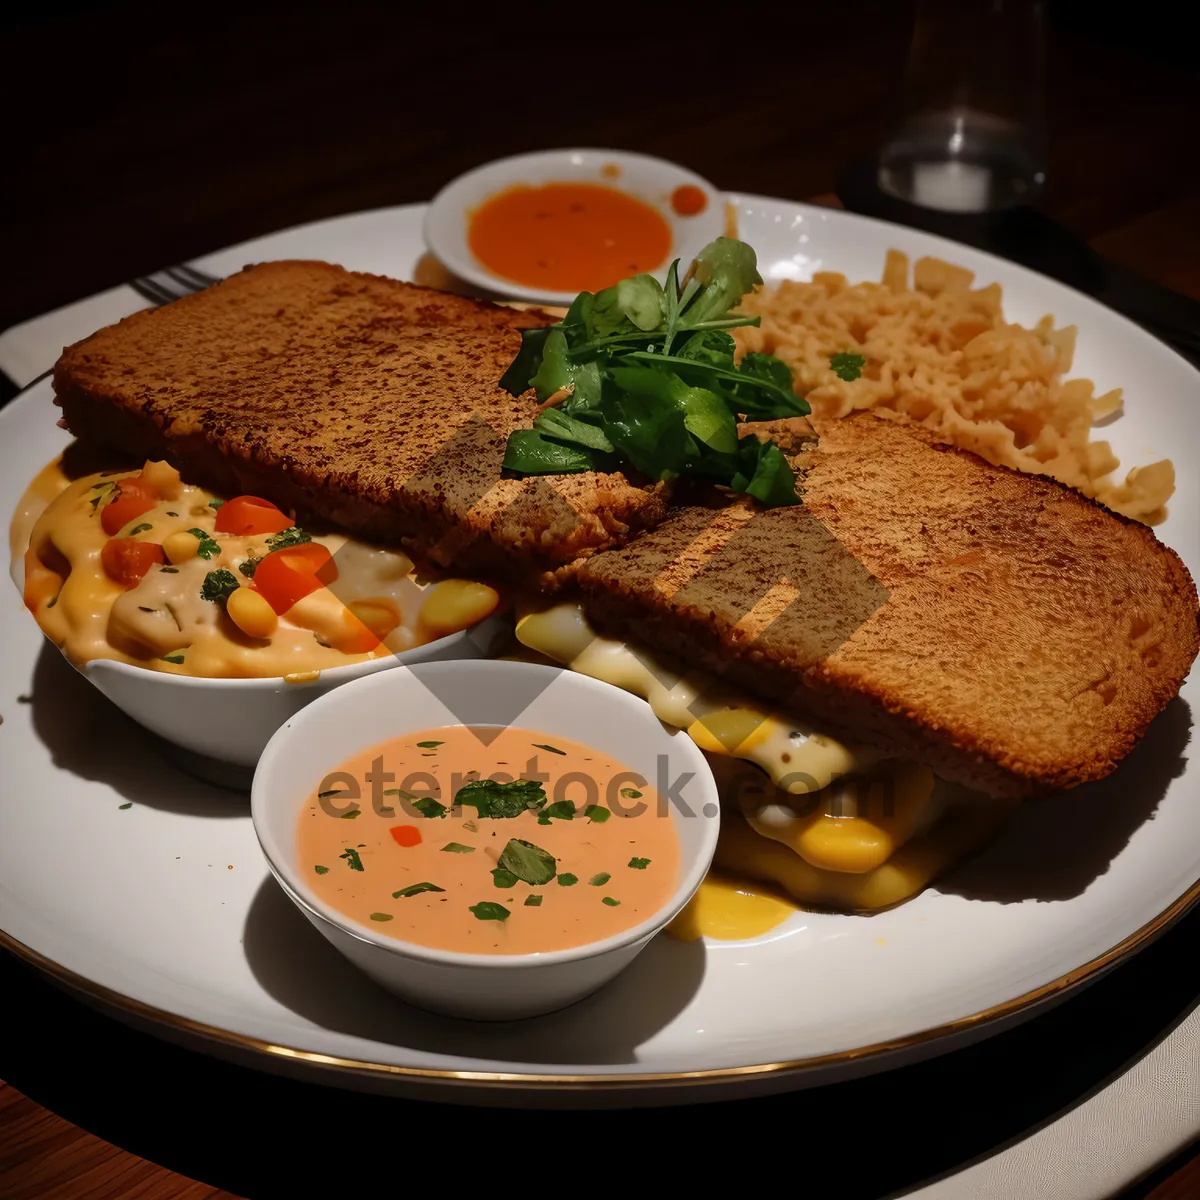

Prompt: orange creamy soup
[297,725,681,955]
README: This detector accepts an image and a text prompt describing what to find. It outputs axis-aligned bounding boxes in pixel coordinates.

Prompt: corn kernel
[418,580,499,637]
[140,460,183,500]
[226,586,278,640]
[163,530,200,564]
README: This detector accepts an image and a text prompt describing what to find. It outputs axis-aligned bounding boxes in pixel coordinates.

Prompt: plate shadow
[941,698,1192,903]
[242,874,706,1066]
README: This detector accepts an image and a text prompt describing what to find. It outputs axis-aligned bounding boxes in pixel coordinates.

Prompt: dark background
[1,2,1198,1197]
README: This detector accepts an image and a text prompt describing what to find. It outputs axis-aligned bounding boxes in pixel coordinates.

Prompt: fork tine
[131,276,178,307]
[169,263,221,289]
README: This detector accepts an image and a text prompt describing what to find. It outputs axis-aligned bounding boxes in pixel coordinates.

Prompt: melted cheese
[667,875,798,941]
[14,458,496,680]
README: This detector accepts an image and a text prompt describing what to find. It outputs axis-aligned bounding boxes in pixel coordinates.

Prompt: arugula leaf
[200,568,239,604]
[588,872,611,887]
[265,527,312,550]
[732,438,800,508]
[524,894,544,907]
[491,868,519,888]
[557,873,579,887]
[469,901,510,922]
[541,800,576,821]
[602,897,621,907]
[584,805,611,824]
[454,778,547,819]
[498,238,805,507]
[392,881,444,897]
[830,351,867,382]
[498,838,557,886]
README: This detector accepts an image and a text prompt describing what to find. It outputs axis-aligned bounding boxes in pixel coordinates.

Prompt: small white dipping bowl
[424,148,725,307]
[82,618,504,785]
[251,660,720,1020]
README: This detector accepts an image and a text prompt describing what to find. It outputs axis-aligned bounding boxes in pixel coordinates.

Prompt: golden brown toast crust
[53,261,668,577]
[575,414,1199,797]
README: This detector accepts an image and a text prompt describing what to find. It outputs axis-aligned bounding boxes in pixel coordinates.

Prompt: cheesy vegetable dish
[20,458,500,679]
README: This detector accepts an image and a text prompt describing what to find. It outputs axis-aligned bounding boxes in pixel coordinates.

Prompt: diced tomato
[390,825,421,848]
[100,477,157,536]
[101,537,167,588]
[252,543,337,614]
[214,495,294,537]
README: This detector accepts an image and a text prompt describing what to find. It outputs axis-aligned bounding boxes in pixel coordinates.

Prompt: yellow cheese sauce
[14,456,501,679]
[517,600,1015,917]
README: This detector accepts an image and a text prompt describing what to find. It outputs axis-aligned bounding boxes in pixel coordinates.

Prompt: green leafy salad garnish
[499,238,809,507]
[470,901,510,922]
[455,778,547,819]
[187,528,221,560]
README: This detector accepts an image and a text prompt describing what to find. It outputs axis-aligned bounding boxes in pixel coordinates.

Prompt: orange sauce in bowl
[671,184,708,216]
[468,182,673,294]
[297,724,681,955]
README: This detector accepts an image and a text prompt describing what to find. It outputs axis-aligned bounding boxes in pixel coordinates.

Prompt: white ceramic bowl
[80,617,504,785]
[424,148,725,306]
[251,660,720,1020]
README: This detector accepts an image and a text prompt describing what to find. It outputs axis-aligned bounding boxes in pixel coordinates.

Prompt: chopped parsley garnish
[166,511,178,517]
[88,481,119,512]
[340,808,361,819]
[499,238,807,508]
[382,788,417,799]
[161,653,184,664]
[584,804,611,824]
[137,605,155,613]
[129,522,152,535]
[491,867,519,889]
[620,788,643,799]
[207,498,225,509]
[416,740,444,749]
[314,865,330,875]
[392,881,445,897]
[265,526,312,550]
[369,912,393,922]
[412,797,448,819]
[469,901,510,922]
[532,742,566,756]
[238,556,261,579]
[118,802,132,810]
[498,838,557,886]
[317,788,346,799]
[588,872,611,887]
[159,566,179,573]
[830,351,866,382]
[455,778,547,819]
[463,820,479,833]
[602,897,621,907]
[628,857,651,869]
[200,568,239,604]
[557,873,579,887]
[339,847,364,872]
[441,842,475,854]
[524,895,544,907]
[187,528,220,559]
[541,800,576,821]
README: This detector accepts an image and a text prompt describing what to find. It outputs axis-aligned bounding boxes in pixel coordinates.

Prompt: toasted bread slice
[574,414,1199,797]
[53,261,668,578]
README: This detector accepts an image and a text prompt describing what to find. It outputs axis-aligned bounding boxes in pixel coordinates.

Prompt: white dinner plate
[1,197,1197,1103]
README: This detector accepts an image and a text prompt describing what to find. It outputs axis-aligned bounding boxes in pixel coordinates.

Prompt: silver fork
[130,263,221,307]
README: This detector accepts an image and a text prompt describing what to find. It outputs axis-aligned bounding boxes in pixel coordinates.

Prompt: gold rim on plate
[3,871,1199,1091]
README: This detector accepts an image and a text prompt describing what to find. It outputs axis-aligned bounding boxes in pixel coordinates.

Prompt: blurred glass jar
[878,0,1047,213]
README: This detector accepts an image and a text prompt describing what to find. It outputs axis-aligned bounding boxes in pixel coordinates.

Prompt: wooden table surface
[2,3,1199,1197]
